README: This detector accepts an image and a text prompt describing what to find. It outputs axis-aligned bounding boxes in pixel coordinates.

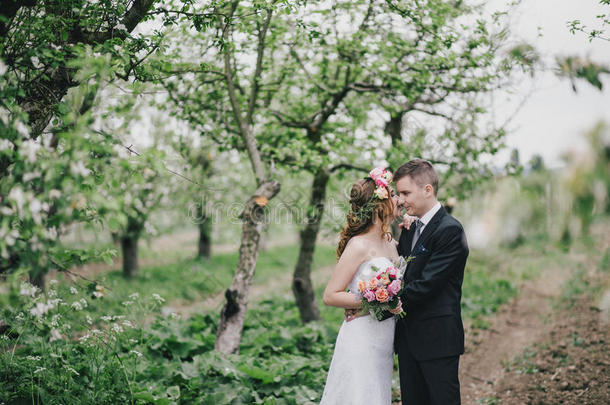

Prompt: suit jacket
[392,206,469,361]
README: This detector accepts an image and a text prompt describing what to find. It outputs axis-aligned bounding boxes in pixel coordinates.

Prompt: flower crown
[368,167,393,199]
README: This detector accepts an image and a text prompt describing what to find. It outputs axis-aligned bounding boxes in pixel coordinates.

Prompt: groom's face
[395,175,433,218]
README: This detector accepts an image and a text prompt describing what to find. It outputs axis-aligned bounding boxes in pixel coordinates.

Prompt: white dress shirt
[417,201,442,232]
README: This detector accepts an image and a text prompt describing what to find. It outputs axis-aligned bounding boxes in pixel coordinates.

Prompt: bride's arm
[322,239,367,309]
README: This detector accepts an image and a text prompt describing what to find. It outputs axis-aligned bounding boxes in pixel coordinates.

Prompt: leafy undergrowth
[0,243,542,404]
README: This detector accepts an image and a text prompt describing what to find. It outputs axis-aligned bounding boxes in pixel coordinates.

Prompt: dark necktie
[411,219,424,251]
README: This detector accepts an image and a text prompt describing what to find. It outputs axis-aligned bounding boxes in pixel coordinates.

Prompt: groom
[348,159,469,404]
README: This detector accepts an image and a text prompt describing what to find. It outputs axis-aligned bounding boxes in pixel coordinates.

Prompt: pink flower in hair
[369,167,384,180]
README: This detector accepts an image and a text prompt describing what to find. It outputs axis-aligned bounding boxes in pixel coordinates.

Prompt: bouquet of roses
[357,256,409,320]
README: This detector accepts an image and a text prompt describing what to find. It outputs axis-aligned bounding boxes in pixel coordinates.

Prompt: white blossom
[20,282,39,297]
[20,140,39,163]
[30,299,60,318]
[8,186,25,215]
[92,284,105,298]
[113,144,130,158]
[0,138,13,151]
[86,315,93,325]
[45,226,58,240]
[26,355,41,362]
[70,161,90,177]
[128,292,139,300]
[30,56,43,69]
[64,366,79,375]
[0,58,6,75]
[0,108,9,126]
[71,301,83,311]
[112,323,123,333]
[19,139,40,163]
[5,228,19,246]
[29,198,43,224]
[49,189,62,199]
[115,23,127,31]
[15,120,29,137]
[51,314,60,327]
[152,293,165,304]
[49,328,62,341]
[69,286,78,295]
[22,171,41,182]
[129,350,143,358]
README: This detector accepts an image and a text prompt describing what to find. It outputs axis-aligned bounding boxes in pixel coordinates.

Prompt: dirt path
[460,224,610,404]
[459,261,574,403]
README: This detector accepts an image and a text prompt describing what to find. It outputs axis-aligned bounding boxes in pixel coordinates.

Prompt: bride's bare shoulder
[339,236,369,260]
[345,235,368,251]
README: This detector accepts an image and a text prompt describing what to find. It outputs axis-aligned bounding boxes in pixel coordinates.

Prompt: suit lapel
[398,226,415,257]
[410,206,446,257]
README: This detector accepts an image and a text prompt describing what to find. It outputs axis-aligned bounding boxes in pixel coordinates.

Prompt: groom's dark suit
[390,206,469,405]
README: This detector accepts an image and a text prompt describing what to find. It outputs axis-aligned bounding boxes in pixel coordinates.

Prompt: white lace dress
[319,257,396,405]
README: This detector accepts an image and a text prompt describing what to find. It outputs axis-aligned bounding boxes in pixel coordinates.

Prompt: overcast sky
[488,0,610,168]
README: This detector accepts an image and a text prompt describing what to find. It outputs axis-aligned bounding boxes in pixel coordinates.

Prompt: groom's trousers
[397,342,460,405]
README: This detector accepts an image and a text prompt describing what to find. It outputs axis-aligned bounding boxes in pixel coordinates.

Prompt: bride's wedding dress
[319,256,396,405]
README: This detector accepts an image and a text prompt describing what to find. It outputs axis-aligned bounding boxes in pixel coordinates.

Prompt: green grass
[44,244,338,319]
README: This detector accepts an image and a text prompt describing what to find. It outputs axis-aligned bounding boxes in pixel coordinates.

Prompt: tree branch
[329,163,369,173]
[246,7,272,125]
[219,1,267,184]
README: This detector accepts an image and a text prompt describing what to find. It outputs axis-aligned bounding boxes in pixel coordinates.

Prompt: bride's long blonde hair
[336,178,394,260]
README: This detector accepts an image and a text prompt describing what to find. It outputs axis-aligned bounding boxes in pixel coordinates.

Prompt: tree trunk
[198,214,212,258]
[121,217,143,278]
[292,168,330,323]
[385,111,405,147]
[215,180,280,354]
[29,268,45,290]
[386,111,406,239]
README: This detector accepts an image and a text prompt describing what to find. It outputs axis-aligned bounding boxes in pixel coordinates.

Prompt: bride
[319,168,404,405]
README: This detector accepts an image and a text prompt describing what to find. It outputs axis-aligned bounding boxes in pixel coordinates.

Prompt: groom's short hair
[394,159,439,196]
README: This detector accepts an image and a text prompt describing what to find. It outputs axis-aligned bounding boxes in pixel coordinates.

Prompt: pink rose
[375,288,389,303]
[363,290,376,302]
[375,178,389,187]
[388,267,397,279]
[379,273,391,286]
[369,167,384,180]
[387,280,401,296]
[368,278,378,290]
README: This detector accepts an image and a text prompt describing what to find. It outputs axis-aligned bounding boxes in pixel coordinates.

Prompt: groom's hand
[344,308,359,322]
